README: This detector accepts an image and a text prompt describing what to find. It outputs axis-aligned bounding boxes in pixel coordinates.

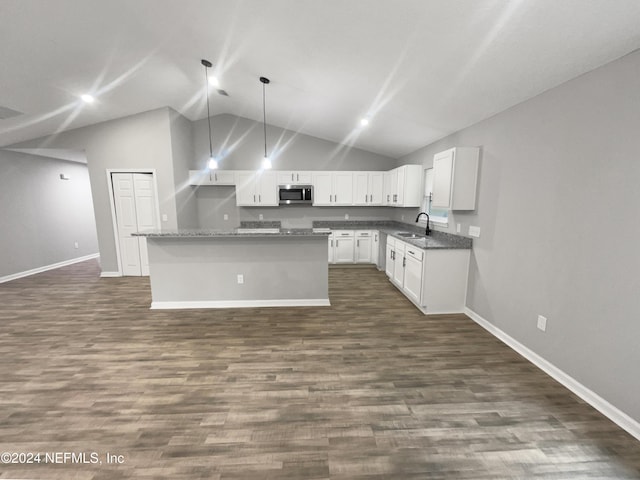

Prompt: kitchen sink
[396,232,425,239]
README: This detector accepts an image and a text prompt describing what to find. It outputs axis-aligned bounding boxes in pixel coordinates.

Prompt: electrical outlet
[237,274,244,285]
[456,223,461,233]
[74,242,79,249]
[468,226,481,237]
[401,215,404,221]
[223,214,229,221]
[161,214,168,222]
[345,214,349,220]
[537,315,547,332]
[259,214,263,220]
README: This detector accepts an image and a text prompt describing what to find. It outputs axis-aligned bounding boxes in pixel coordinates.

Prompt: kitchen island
[133,228,330,309]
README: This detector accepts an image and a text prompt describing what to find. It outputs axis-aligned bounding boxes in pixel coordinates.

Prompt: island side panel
[146,236,329,308]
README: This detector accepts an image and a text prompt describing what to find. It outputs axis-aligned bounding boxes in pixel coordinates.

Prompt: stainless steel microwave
[278,185,313,205]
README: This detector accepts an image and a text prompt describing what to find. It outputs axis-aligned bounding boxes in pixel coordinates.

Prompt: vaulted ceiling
[2,0,640,158]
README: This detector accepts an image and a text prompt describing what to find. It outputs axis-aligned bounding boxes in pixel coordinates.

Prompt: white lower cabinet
[386,236,470,314]
[385,236,395,277]
[403,246,423,304]
[392,241,406,286]
[327,230,380,265]
[355,230,372,263]
[371,231,379,266]
[333,231,355,263]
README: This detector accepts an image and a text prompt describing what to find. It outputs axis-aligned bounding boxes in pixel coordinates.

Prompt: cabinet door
[393,241,406,286]
[403,251,423,305]
[327,234,335,263]
[383,171,393,205]
[384,244,394,277]
[353,172,369,205]
[312,172,333,205]
[368,172,384,205]
[256,171,278,206]
[235,171,256,206]
[372,231,379,266]
[334,233,355,263]
[333,172,353,205]
[277,171,296,184]
[432,150,454,208]
[388,169,399,205]
[212,170,236,185]
[295,171,313,184]
[355,232,372,263]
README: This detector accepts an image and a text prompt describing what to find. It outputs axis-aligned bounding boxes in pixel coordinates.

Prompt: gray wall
[169,109,198,229]
[191,113,400,228]
[11,108,179,274]
[0,150,98,277]
[398,49,640,422]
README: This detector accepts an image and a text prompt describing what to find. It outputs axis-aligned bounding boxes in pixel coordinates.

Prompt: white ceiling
[2,0,640,158]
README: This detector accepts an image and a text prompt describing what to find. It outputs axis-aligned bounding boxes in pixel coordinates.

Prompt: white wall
[0,150,98,277]
[397,49,640,422]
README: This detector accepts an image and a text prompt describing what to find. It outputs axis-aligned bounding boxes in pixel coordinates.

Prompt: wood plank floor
[0,260,639,479]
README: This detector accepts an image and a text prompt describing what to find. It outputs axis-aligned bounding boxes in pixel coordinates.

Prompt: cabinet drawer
[335,230,354,237]
[405,247,424,262]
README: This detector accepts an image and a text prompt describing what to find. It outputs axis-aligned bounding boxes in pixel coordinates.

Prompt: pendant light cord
[262,81,268,158]
[204,65,213,158]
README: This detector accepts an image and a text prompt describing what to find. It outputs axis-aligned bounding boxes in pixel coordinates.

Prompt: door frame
[106,169,161,276]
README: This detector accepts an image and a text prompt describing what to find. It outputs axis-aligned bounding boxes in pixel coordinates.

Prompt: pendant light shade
[201,59,218,170]
[260,76,272,170]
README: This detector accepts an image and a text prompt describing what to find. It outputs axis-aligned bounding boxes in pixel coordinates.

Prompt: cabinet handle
[335,194,337,202]
[408,250,414,254]
[336,240,338,247]
[292,173,295,181]
[253,194,256,202]
[357,240,360,247]
[331,239,333,247]
[403,257,406,267]
[296,173,299,181]
[259,194,261,202]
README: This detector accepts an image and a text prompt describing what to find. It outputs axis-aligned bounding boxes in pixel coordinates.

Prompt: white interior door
[112,172,158,276]
[132,174,158,275]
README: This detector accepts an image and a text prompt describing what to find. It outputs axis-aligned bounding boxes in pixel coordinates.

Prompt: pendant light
[260,76,272,170]
[201,59,218,170]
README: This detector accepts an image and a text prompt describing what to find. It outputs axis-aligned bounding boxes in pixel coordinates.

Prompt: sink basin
[396,232,424,239]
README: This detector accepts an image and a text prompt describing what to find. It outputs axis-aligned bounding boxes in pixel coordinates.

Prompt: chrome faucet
[415,212,431,236]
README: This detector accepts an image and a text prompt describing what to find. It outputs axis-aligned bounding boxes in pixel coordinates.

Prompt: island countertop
[132,228,331,238]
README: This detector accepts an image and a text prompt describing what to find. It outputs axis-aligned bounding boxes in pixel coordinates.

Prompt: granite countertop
[312,220,472,250]
[133,220,471,249]
[132,227,329,238]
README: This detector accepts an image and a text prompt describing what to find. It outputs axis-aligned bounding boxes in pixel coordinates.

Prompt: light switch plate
[237,274,244,285]
[161,214,168,222]
[537,315,547,332]
[468,226,481,237]
[223,214,229,221]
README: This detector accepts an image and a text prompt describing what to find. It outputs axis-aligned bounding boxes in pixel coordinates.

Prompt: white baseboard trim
[151,298,331,310]
[464,307,640,442]
[0,253,100,284]
[99,271,121,278]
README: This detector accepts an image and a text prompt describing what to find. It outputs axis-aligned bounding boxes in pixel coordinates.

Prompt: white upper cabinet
[383,165,422,207]
[188,170,236,186]
[235,171,278,206]
[276,171,313,185]
[432,147,479,210]
[312,172,353,206]
[353,172,384,206]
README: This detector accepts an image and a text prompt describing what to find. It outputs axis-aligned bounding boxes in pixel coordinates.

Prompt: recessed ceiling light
[81,94,95,103]
[360,118,369,127]
[208,76,220,88]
